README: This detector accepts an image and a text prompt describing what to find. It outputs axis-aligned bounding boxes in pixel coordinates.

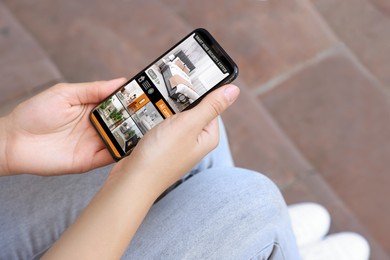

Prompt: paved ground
[1,0,389,258]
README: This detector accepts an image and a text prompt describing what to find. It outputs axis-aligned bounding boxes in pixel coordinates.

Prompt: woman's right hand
[109,84,240,198]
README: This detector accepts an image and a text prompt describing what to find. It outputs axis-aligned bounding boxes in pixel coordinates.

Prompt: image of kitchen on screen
[90,28,238,160]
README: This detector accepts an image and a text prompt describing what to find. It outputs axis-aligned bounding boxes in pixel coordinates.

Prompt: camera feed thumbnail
[96,80,165,153]
[145,33,229,113]
[96,95,130,132]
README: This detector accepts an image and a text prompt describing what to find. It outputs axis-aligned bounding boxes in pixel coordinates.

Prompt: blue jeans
[0,121,300,259]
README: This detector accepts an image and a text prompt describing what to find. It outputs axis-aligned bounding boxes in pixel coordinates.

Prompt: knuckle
[208,99,226,117]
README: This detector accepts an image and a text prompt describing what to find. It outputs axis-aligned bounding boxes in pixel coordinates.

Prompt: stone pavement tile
[311,0,390,87]
[0,2,61,104]
[283,173,389,260]
[260,47,390,254]
[3,0,190,82]
[161,0,338,89]
[222,80,314,188]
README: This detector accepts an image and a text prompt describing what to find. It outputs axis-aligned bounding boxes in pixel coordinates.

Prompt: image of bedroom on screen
[146,34,228,113]
[96,95,130,131]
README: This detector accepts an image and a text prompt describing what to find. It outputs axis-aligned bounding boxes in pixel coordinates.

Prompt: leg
[0,119,234,259]
[123,168,300,259]
[0,165,111,259]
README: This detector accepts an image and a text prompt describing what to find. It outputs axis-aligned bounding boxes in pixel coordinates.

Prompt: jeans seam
[249,241,285,260]
[31,245,51,260]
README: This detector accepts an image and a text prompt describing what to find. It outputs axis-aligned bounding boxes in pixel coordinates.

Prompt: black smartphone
[90,28,238,161]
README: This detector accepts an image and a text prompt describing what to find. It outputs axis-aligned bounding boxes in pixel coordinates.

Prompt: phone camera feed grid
[96,32,229,153]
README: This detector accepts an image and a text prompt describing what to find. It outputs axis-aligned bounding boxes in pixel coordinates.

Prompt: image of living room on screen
[146,34,228,113]
[97,95,130,131]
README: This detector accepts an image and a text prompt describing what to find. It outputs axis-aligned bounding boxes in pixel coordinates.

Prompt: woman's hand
[0,78,127,176]
[110,84,240,197]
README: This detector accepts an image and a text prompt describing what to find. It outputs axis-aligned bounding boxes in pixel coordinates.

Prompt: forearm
[0,116,10,176]
[42,168,162,259]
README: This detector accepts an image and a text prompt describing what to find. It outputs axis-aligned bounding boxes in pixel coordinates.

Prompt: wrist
[107,163,169,202]
[0,116,11,176]
[101,169,159,219]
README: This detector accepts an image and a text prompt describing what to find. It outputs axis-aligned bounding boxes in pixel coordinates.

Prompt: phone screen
[91,29,238,160]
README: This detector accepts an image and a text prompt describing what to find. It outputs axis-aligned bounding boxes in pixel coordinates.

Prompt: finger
[66,78,128,105]
[186,84,239,131]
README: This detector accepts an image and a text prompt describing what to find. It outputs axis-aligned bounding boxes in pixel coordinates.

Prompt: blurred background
[1,0,389,258]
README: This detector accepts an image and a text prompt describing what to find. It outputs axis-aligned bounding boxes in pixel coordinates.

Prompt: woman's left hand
[1,78,127,176]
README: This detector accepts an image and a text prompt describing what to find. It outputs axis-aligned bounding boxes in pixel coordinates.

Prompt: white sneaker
[288,202,331,247]
[300,232,370,260]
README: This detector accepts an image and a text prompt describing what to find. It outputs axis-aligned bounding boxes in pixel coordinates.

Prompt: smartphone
[90,28,238,161]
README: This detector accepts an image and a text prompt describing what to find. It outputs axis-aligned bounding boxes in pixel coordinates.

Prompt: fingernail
[224,85,239,103]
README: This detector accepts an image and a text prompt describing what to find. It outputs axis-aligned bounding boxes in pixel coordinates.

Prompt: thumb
[186,84,240,130]
[64,77,128,105]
